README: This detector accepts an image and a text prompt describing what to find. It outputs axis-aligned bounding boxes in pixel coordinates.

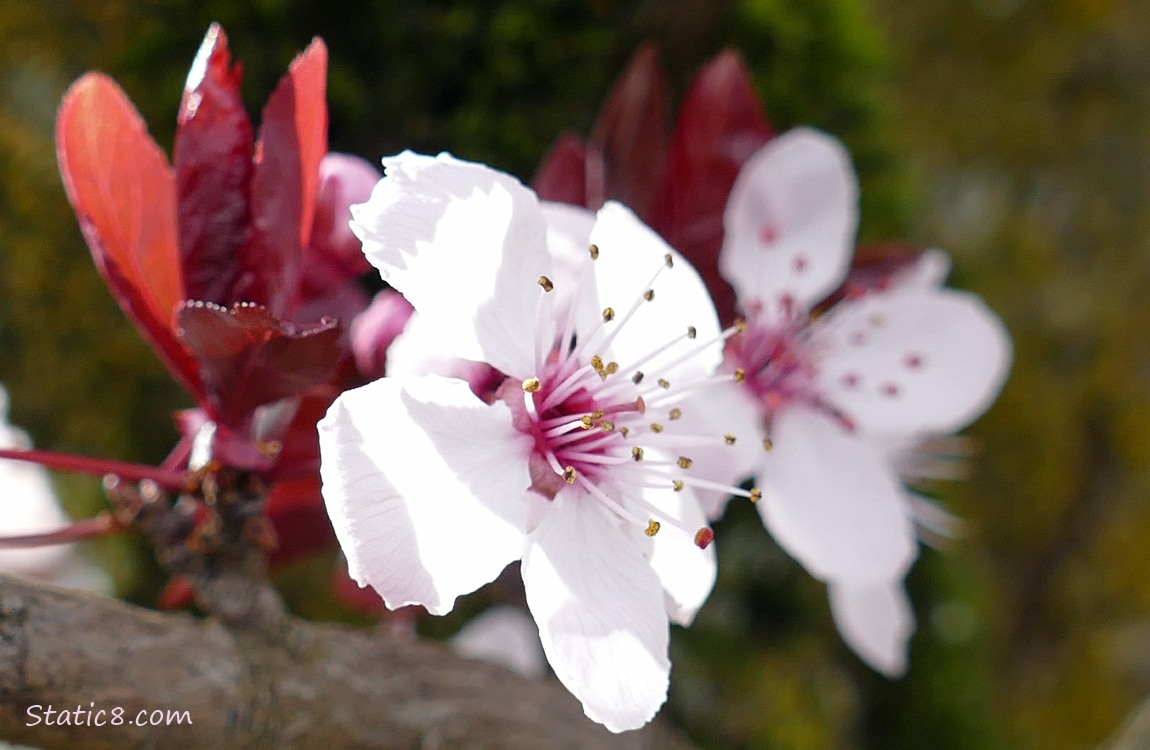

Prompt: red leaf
[176,302,341,425]
[655,49,775,324]
[56,73,204,399]
[590,44,669,221]
[174,23,255,305]
[532,133,604,208]
[239,38,329,317]
[266,476,335,565]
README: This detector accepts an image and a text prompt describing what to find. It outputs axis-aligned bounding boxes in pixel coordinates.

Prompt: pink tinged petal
[827,579,915,678]
[587,203,723,378]
[720,128,858,314]
[318,374,534,615]
[892,247,951,290]
[638,486,716,625]
[522,491,670,732]
[758,407,917,584]
[350,289,415,380]
[309,152,382,277]
[815,288,1012,437]
[350,152,552,377]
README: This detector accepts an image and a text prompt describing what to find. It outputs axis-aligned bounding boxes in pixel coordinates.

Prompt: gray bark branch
[0,574,694,749]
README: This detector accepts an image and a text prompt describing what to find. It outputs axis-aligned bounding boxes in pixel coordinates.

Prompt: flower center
[500,244,759,547]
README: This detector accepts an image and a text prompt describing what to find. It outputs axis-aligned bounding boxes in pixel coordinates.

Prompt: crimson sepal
[654,50,775,324]
[589,44,669,220]
[176,302,341,426]
[236,38,329,318]
[55,74,205,401]
[174,24,254,306]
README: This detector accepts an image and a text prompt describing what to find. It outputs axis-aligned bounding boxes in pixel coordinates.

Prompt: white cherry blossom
[716,128,1012,676]
[319,152,755,731]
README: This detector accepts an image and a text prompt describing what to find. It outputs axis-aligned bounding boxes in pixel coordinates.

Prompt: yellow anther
[672,479,684,492]
[650,423,664,433]
[734,368,746,383]
[605,361,619,375]
[677,456,693,469]
[669,408,682,420]
[724,433,737,446]
[592,410,605,419]
[645,519,661,537]
[643,289,655,301]
[686,326,697,339]
[735,318,747,333]
[563,466,578,484]
[657,378,670,389]
[632,371,644,384]
[632,446,645,461]
[749,488,762,503]
[602,307,615,322]
[522,377,542,393]
[538,276,554,292]
[763,437,774,450]
[664,253,674,268]
[600,419,615,432]
[620,426,630,437]
[591,354,605,373]
[589,243,600,260]
[581,415,595,429]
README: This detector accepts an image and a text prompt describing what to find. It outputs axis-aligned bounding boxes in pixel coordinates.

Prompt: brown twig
[0,573,695,750]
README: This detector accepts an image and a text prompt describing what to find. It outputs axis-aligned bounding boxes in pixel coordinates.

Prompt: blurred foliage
[2,0,1148,749]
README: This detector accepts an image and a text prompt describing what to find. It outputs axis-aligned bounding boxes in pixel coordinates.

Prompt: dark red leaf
[239,38,329,317]
[266,476,335,565]
[532,133,605,208]
[590,44,669,221]
[176,302,341,426]
[56,73,204,400]
[655,49,775,324]
[174,23,255,305]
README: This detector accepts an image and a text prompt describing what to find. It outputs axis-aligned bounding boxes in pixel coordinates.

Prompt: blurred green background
[1,0,1148,748]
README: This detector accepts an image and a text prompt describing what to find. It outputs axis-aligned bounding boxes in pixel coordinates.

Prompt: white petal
[451,606,547,678]
[815,288,1012,437]
[636,486,716,625]
[720,128,858,314]
[350,152,551,377]
[758,406,917,584]
[828,579,915,677]
[892,248,951,289]
[670,383,764,519]
[319,374,533,615]
[522,490,669,732]
[586,202,723,379]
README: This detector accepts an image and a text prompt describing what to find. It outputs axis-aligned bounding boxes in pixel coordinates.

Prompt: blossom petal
[522,490,670,732]
[757,406,916,584]
[815,288,1012,436]
[827,579,915,677]
[451,606,547,678]
[319,374,533,615]
[586,202,723,379]
[635,485,716,625]
[350,152,551,377]
[720,128,858,314]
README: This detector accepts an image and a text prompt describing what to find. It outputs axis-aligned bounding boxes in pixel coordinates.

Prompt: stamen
[669,408,682,420]
[602,307,615,322]
[724,433,737,446]
[538,276,554,292]
[664,253,673,268]
[632,371,644,384]
[694,527,715,549]
[589,243,600,260]
[687,326,697,339]
[522,377,542,393]
[763,437,774,450]
[657,379,671,389]
[650,423,664,433]
[750,488,762,503]
[643,289,655,302]
[677,456,693,469]
[645,519,661,537]
[631,446,645,461]
[672,479,684,492]
[563,466,578,484]
[734,368,746,383]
